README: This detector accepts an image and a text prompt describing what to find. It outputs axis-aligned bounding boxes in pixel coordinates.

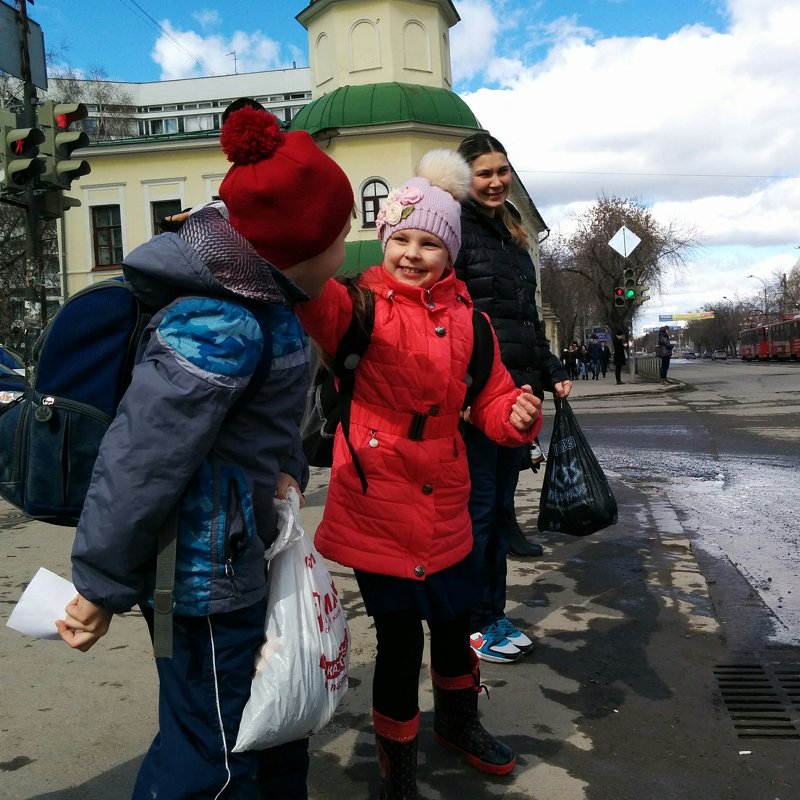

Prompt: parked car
[711,350,727,360]
[0,363,25,404]
[683,351,697,359]
[701,350,712,359]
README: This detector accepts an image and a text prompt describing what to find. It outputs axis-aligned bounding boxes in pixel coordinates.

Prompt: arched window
[361,179,389,228]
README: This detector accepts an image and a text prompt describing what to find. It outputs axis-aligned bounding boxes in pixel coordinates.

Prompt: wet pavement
[1,370,798,799]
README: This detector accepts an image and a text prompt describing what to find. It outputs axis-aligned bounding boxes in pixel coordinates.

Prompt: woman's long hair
[457,132,529,249]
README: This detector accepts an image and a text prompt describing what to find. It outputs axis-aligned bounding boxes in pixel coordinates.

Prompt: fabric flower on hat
[376,187,422,236]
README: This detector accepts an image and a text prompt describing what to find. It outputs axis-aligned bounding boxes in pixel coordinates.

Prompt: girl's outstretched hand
[509,384,541,431]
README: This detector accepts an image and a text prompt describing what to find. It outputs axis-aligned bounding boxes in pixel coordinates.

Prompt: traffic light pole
[628,323,637,383]
[17,0,47,335]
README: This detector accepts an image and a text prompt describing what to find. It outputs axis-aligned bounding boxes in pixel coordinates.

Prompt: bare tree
[46,66,137,141]
[543,195,699,333]
[0,202,58,352]
[785,261,800,314]
[540,234,596,345]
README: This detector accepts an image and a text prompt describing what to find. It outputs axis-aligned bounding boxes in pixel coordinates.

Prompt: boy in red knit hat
[57,101,353,799]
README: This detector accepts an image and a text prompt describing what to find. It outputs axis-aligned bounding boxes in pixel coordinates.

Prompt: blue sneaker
[495,617,534,654]
[470,622,522,663]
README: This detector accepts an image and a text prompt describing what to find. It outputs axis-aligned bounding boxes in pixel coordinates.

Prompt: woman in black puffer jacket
[455,132,571,664]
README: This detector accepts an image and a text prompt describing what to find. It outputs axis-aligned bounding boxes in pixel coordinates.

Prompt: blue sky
[28,0,800,334]
[33,0,728,88]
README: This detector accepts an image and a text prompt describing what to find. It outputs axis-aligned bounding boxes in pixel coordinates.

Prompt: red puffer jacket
[296,266,540,580]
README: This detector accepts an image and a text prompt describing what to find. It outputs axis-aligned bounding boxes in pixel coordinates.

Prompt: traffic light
[38,101,91,190]
[623,268,636,302]
[1,107,46,192]
[614,286,626,307]
[635,282,651,304]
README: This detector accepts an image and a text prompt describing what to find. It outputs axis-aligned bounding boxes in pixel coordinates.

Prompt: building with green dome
[292,0,547,274]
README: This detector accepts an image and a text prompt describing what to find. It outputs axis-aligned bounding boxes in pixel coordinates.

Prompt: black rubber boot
[508,520,544,558]
[431,653,516,775]
[373,708,419,800]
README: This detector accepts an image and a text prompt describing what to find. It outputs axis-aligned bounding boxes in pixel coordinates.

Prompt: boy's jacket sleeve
[71,298,264,613]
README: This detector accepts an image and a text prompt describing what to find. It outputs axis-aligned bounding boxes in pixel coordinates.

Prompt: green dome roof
[289,82,480,135]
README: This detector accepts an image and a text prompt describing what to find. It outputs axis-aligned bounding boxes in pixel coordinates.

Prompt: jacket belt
[350,401,460,441]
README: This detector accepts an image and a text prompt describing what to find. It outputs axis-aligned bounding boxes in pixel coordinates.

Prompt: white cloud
[192,10,220,30]
[453,0,800,332]
[152,20,294,79]
[449,0,501,81]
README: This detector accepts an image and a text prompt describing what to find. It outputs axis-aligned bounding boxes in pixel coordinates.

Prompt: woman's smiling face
[468,151,512,211]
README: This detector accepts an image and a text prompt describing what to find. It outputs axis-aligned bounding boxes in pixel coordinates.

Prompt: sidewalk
[5,372,791,800]
[298,411,728,799]
[557,369,681,400]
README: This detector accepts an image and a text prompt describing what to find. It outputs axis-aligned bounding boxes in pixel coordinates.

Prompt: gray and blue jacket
[72,206,310,617]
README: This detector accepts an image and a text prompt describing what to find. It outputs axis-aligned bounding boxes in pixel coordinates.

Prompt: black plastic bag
[537,397,617,536]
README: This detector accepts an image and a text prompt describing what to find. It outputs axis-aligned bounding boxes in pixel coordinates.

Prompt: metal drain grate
[714,664,800,739]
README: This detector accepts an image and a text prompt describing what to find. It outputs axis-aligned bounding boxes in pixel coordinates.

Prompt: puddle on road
[597,445,800,648]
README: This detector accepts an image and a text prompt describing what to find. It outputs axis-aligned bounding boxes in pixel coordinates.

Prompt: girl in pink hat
[296,149,542,798]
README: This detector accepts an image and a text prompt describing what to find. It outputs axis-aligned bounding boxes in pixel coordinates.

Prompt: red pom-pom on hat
[220,105,283,165]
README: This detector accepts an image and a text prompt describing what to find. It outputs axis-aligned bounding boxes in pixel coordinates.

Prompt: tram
[739,316,800,360]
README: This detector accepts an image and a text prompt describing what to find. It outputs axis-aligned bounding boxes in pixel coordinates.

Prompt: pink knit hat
[376,149,471,265]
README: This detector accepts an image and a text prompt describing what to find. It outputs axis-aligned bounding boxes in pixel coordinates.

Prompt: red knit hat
[219,105,354,270]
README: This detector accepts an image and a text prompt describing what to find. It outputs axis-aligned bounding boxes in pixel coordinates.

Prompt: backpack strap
[152,508,179,658]
[464,310,494,408]
[152,301,273,659]
[332,288,375,494]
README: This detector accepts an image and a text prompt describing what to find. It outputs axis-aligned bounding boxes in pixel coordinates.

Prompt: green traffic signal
[1,108,46,192]
[623,267,636,301]
[38,101,92,190]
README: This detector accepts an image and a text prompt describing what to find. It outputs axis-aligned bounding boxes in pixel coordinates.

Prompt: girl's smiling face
[383,228,450,289]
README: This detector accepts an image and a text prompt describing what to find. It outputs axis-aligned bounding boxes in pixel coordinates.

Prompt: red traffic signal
[55,109,84,129]
[9,126,45,158]
[1,108,46,191]
[39,101,91,190]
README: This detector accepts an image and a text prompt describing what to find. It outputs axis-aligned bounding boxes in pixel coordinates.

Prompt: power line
[115,0,216,77]
[516,169,792,180]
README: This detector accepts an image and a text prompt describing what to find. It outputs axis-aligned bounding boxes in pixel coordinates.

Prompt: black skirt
[354,556,475,623]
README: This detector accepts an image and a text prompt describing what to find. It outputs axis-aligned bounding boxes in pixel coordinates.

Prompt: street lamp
[746,274,769,322]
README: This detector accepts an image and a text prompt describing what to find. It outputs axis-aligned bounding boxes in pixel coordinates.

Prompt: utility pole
[16,0,46,335]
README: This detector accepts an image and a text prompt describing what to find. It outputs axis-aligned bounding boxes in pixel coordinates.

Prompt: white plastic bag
[234,489,349,751]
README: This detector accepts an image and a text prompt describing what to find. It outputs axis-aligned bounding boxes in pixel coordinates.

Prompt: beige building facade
[58,67,312,297]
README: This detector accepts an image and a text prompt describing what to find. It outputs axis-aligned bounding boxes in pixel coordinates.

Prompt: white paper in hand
[6,567,76,639]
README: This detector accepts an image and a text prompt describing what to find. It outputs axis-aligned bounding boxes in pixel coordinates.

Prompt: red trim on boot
[432,732,517,776]
[372,708,420,743]
[430,649,481,692]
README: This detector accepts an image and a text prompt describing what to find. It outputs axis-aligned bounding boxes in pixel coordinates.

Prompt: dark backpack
[300,289,495,491]
[0,279,271,525]
[0,278,272,658]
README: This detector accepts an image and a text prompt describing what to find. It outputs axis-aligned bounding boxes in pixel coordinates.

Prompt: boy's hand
[56,594,113,652]
[276,472,305,507]
[510,384,541,431]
